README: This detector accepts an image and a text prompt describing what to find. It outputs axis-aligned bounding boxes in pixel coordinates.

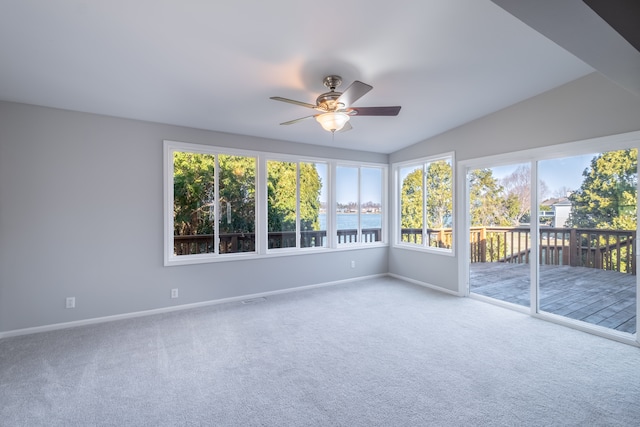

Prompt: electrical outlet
[65,297,75,309]
[171,288,179,299]
[351,260,356,268]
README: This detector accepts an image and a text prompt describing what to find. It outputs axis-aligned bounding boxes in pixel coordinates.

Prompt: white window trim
[457,130,640,346]
[392,151,455,256]
[335,161,389,247]
[164,140,388,266]
[263,157,332,253]
[164,140,259,266]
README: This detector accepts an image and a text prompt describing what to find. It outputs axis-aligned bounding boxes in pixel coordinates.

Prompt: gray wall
[389,73,640,292]
[0,102,388,333]
[2,72,639,334]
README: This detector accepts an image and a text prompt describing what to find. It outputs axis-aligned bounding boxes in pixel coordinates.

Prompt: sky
[490,153,595,197]
[316,165,383,205]
[538,154,595,195]
[315,152,599,207]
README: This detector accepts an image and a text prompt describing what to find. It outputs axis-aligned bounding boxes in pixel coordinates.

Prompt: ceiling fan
[270,75,401,133]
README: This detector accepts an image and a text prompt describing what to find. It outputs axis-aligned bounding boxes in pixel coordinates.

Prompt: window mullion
[423,163,428,247]
[214,155,220,255]
[329,162,336,248]
[256,155,266,254]
[357,167,362,243]
[296,162,301,249]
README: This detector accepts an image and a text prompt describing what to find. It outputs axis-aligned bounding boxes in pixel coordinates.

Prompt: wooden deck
[469,263,637,334]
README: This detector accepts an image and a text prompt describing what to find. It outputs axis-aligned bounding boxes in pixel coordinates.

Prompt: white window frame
[458,130,640,346]
[164,140,388,266]
[334,161,388,247]
[393,152,455,256]
[164,140,258,266]
[264,156,331,253]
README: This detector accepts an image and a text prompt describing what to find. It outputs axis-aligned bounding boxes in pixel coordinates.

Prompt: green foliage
[174,154,322,239]
[425,160,453,229]
[267,161,297,232]
[173,152,216,235]
[400,161,453,247]
[568,149,637,230]
[538,204,552,226]
[469,168,508,227]
[267,161,322,232]
[299,163,322,231]
[218,155,256,234]
[173,152,257,236]
[400,168,423,230]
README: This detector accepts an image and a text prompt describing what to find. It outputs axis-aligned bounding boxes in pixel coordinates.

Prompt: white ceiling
[1,0,626,154]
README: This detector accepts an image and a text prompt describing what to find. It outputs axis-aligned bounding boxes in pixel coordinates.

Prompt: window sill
[164,243,389,266]
[392,243,454,257]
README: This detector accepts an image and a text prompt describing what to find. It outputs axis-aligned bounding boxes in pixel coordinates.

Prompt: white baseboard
[0,273,386,340]
[388,273,464,297]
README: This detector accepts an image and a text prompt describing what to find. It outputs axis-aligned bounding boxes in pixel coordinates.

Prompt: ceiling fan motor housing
[316,75,345,111]
[316,92,343,112]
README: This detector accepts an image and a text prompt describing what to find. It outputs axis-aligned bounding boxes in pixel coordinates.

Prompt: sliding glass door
[465,138,638,339]
[538,149,637,334]
[468,163,531,309]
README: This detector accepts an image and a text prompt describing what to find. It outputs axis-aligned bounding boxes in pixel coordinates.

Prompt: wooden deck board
[470,263,637,334]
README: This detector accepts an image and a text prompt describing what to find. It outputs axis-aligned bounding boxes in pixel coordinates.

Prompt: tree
[218,154,256,234]
[174,155,322,237]
[469,168,507,227]
[267,161,297,232]
[299,163,322,231]
[552,186,573,199]
[267,161,322,232]
[400,168,423,229]
[425,160,453,229]
[568,149,637,230]
[173,152,216,236]
[499,164,550,226]
[173,153,257,237]
[500,165,531,226]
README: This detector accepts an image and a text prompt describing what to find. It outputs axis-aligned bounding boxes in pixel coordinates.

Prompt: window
[336,165,385,244]
[395,154,454,252]
[267,160,327,250]
[164,141,383,265]
[302,162,327,248]
[168,143,256,261]
[218,154,257,253]
[267,160,297,249]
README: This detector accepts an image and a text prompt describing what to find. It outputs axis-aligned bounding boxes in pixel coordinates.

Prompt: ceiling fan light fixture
[316,112,350,133]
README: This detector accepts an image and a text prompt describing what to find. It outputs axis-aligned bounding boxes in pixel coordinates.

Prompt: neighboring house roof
[541,197,572,207]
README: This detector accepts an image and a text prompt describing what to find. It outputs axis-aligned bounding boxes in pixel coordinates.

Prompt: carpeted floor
[1,276,639,426]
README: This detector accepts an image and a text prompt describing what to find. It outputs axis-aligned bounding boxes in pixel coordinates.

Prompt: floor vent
[241,297,267,305]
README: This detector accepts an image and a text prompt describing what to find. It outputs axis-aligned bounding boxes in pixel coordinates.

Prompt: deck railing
[174,228,382,255]
[400,228,453,248]
[175,226,635,275]
[470,226,636,275]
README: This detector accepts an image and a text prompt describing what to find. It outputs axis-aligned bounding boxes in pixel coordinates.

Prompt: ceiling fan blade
[280,115,316,125]
[336,80,372,107]
[349,106,401,116]
[337,121,352,133]
[270,96,317,109]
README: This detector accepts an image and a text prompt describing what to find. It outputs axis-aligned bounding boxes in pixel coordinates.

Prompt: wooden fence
[175,226,635,275]
[470,226,636,275]
[174,228,382,254]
